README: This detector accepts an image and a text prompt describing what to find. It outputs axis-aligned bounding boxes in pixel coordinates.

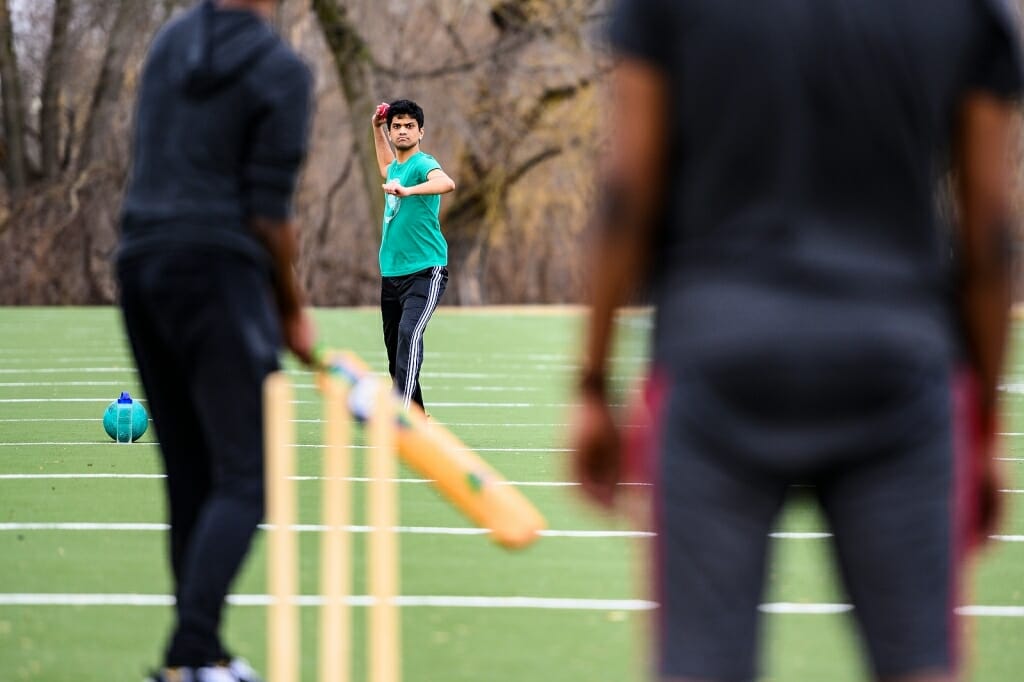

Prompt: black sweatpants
[117,250,280,667]
[381,266,448,410]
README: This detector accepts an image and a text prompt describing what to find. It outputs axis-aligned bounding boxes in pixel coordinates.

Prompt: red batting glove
[955,367,1004,553]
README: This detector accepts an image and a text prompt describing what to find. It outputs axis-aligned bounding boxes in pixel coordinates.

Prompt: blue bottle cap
[118,391,132,404]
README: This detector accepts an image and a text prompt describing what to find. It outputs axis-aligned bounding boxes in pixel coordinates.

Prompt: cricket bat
[314,348,546,549]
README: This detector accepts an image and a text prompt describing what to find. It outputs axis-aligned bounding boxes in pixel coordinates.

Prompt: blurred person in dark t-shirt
[571,1,1022,680]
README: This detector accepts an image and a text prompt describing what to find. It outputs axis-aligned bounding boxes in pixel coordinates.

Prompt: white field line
[0,593,1019,617]
[0,379,638,393]
[1,439,1014,464]
[0,368,135,374]
[421,402,582,408]
[0,418,580,428]
[762,604,1024,618]
[437,421,571,426]
[0,398,146,403]
[0,418,101,422]
[0,441,152,445]
[0,399,595,408]
[0,440,569,450]
[310,365,587,374]
[0,418,626,430]
[0,474,652,489]
[0,521,1018,544]
[432,386,545,392]
[0,522,651,538]
[957,606,1024,616]
[0,381,124,387]
[0,593,656,610]
[0,350,624,364]
[0,413,1010,432]
[0,357,129,364]
[0,474,167,480]
[759,603,851,614]
[434,367,580,374]
[0,368,582,380]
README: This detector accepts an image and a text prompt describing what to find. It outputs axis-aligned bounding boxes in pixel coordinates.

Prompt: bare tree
[440,1,601,303]
[312,0,385,229]
[77,0,141,172]
[3,0,1023,306]
[0,0,29,192]
[309,0,606,304]
[2,0,611,305]
[39,0,71,179]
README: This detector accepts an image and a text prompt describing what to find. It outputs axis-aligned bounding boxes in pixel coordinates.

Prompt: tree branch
[40,0,71,180]
[0,0,29,192]
[312,0,384,229]
[77,0,137,172]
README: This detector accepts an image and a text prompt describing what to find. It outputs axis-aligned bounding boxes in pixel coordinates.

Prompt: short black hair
[386,99,424,128]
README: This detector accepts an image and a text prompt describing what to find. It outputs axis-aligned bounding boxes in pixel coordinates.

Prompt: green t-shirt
[379,151,448,277]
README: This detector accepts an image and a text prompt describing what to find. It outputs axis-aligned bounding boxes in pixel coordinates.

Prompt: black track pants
[380,266,448,410]
[118,251,279,667]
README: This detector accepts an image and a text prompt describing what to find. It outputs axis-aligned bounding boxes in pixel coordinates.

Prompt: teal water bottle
[103,391,148,443]
[115,392,133,444]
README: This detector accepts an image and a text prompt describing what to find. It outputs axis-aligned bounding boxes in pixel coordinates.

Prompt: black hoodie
[118,0,312,265]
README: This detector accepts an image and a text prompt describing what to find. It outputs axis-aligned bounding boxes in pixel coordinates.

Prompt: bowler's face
[389,115,422,151]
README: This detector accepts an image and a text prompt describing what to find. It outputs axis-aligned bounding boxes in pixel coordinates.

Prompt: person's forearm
[373,125,394,178]
[961,250,1011,424]
[581,183,656,396]
[958,206,1013,423]
[956,94,1018,424]
[406,175,456,196]
[580,234,634,397]
[581,60,667,394]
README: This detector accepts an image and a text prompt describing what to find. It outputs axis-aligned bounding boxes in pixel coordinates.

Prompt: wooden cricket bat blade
[315,349,547,549]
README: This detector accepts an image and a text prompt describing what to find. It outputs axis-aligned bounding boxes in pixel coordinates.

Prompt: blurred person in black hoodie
[116,1,315,680]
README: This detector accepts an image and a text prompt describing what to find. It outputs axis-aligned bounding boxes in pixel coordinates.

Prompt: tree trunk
[312,0,384,231]
[0,0,28,192]
[40,0,72,180]
[77,0,137,172]
[445,182,489,305]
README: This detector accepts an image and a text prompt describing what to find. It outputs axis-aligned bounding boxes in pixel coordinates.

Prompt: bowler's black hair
[386,99,424,128]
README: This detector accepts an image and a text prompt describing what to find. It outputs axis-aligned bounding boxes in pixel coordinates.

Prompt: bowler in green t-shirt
[371,98,456,411]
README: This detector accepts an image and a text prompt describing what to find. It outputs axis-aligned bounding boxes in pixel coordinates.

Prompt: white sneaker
[194,666,234,682]
[195,658,261,682]
[227,658,262,682]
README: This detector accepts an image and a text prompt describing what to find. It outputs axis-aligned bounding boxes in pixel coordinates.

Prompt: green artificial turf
[0,306,1021,681]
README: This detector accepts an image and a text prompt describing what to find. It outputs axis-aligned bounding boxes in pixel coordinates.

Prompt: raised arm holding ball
[371,99,456,413]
